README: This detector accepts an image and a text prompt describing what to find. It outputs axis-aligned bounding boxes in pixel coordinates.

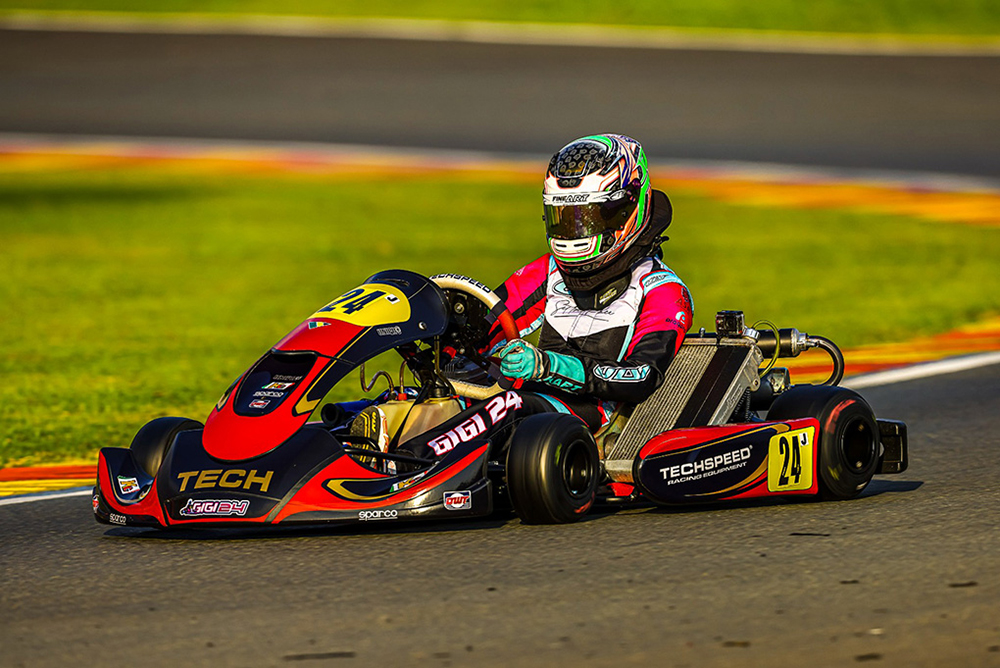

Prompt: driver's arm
[500,281,693,404]
[481,254,549,353]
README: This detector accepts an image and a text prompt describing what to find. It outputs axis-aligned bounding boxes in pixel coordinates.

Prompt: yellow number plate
[310,284,410,327]
[767,426,815,492]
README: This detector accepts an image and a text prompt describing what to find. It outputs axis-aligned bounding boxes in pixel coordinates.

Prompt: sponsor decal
[358,509,398,521]
[594,364,650,383]
[430,274,494,295]
[545,377,580,391]
[92,493,100,513]
[179,499,250,517]
[249,399,270,409]
[376,325,402,337]
[597,286,618,307]
[767,427,815,492]
[264,382,294,390]
[273,374,304,382]
[543,188,629,207]
[427,391,523,456]
[117,476,140,495]
[675,310,688,325]
[660,446,753,484]
[175,469,274,493]
[385,294,400,303]
[552,193,589,204]
[640,271,683,293]
[429,414,486,456]
[308,321,331,329]
[109,512,127,525]
[390,470,427,493]
[676,286,694,313]
[253,390,284,398]
[443,490,472,511]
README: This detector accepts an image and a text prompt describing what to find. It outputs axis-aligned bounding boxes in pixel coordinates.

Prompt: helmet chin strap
[565,272,632,311]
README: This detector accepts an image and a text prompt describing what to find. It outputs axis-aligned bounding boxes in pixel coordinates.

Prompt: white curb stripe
[845,351,1000,389]
[0,486,92,507]
[2,13,1000,57]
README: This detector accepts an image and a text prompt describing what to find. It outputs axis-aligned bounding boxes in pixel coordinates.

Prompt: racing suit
[399,254,693,461]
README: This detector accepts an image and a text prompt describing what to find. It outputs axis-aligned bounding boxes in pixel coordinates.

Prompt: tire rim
[841,416,876,472]
[561,439,595,498]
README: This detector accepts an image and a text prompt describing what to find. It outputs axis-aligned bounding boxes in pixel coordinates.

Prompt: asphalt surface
[2,363,999,667]
[1,29,999,176]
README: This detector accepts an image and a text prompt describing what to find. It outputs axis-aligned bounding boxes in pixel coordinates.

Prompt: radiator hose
[754,328,844,386]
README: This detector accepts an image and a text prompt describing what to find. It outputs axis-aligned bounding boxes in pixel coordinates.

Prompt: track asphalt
[2,364,999,667]
[1,28,999,176]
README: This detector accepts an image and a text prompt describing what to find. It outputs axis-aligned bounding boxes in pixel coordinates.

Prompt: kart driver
[392,134,694,462]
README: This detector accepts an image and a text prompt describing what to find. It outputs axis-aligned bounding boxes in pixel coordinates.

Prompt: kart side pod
[633,419,822,503]
[599,321,908,504]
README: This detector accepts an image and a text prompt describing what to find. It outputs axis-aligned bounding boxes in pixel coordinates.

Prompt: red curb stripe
[0,465,96,482]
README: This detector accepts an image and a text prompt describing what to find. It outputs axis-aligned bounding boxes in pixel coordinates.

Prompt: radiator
[602,337,763,482]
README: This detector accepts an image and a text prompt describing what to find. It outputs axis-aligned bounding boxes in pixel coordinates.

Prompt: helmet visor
[544,189,638,240]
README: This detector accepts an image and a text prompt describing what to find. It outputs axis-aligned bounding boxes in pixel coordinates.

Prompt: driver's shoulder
[510,253,551,278]
[505,253,553,292]
[633,258,686,293]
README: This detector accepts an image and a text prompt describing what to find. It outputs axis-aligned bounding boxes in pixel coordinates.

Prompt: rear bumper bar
[876,419,908,474]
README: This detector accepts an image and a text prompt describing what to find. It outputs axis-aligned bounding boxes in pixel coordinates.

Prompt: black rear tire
[505,414,600,524]
[767,385,880,500]
[129,417,203,478]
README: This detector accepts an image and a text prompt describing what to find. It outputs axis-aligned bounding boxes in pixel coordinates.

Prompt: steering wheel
[430,274,519,400]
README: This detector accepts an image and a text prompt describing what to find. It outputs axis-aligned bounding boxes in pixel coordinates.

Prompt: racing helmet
[543,134,652,282]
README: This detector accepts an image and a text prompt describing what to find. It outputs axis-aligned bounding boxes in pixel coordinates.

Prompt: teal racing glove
[499,339,546,380]
[498,339,586,392]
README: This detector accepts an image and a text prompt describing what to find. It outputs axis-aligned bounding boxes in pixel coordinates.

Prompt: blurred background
[1,1,998,466]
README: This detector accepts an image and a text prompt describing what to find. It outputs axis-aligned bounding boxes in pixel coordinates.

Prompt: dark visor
[544,190,638,239]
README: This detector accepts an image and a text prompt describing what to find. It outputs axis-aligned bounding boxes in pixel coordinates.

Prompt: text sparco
[661,446,753,479]
[359,509,398,521]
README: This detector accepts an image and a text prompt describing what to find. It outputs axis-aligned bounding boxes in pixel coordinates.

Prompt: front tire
[505,414,600,524]
[129,416,203,478]
[767,385,880,500]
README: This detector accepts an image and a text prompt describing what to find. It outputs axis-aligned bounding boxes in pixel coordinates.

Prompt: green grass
[2,0,1000,36]
[1,167,999,466]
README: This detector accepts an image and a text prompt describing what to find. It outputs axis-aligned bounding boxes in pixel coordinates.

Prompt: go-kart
[93,270,908,528]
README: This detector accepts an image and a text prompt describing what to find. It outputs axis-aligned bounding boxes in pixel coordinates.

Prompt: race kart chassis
[93,271,909,529]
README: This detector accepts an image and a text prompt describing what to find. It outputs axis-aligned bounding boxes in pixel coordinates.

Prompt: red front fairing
[91,270,478,529]
[93,427,493,529]
[633,419,821,504]
[95,449,168,527]
[202,270,450,462]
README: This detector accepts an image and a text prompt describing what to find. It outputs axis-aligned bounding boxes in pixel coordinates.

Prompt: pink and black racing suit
[399,253,693,462]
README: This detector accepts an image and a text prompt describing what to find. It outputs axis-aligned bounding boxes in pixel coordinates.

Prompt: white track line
[845,351,1000,389]
[2,12,1000,57]
[0,487,92,507]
